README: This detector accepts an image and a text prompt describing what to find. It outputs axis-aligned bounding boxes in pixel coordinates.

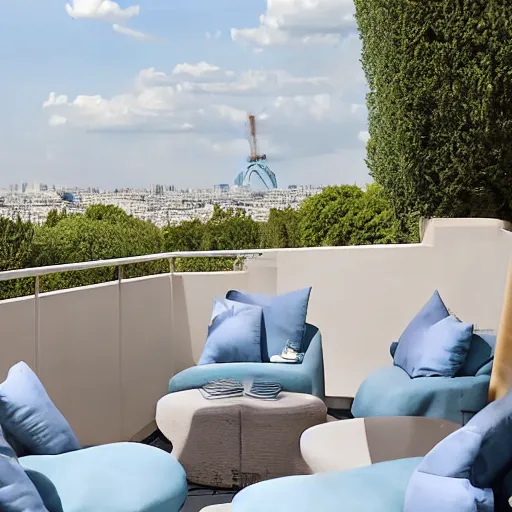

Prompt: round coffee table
[156,389,327,488]
[300,416,460,474]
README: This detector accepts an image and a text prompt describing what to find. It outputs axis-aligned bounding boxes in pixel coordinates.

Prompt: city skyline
[1,0,370,189]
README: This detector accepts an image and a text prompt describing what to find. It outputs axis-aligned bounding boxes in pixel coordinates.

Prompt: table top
[160,388,327,413]
[300,416,460,474]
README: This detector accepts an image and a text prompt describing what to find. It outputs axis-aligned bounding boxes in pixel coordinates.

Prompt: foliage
[163,205,260,272]
[0,188,418,300]
[299,184,418,247]
[260,207,300,249]
[45,209,68,228]
[32,206,166,292]
[354,0,512,223]
[0,217,35,299]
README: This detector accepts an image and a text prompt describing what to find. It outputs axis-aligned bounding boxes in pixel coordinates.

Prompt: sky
[0,0,370,189]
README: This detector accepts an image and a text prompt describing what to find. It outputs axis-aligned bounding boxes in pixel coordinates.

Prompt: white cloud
[358,130,370,144]
[65,0,140,22]
[231,0,356,48]
[112,24,152,40]
[42,56,367,162]
[43,93,69,108]
[48,115,68,127]
[205,30,222,40]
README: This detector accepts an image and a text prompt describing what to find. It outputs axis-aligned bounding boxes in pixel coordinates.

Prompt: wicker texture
[156,390,327,488]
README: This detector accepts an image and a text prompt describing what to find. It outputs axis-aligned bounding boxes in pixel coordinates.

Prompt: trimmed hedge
[354,0,512,223]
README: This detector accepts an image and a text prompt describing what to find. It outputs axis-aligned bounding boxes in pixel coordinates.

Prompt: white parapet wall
[0,218,511,444]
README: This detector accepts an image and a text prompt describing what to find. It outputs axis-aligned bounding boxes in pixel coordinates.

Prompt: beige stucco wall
[0,218,511,444]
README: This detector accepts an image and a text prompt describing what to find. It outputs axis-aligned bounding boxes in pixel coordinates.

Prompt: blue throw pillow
[198,298,263,365]
[226,287,311,361]
[412,316,474,377]
[404,388,512,512]
[0,427,61,512]
[0,362,81,456]
[393,290,472,378]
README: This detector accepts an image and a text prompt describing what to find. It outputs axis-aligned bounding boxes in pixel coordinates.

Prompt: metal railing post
[117,265,124,440]
[34,276,40,374]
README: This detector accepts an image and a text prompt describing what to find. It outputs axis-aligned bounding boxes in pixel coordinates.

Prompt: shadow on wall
[172,275,194,375]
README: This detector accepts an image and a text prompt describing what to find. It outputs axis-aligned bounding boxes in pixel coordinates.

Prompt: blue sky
[0,0,369,189]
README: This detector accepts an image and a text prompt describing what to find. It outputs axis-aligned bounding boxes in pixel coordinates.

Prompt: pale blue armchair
[351,333,495,425]
[169,324,325,398]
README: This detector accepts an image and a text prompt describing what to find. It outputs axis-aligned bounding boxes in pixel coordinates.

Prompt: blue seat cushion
[404,388,512,512]
[198,298,263,365]
[232,457,422,512]
[171,361,315,395]
[393,290,473,378]
[20,442,188,512]
[0,362,81,456]
[0,427,60,512]
[226,288,311,361]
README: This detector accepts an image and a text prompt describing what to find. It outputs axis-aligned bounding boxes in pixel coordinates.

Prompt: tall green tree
[0,217,35,299]
[32,206,166,292]
[163,205,260,272]
[260,207,300,248]
[355,0,512,223]
[45,209,68,228]
[298,184,417,247]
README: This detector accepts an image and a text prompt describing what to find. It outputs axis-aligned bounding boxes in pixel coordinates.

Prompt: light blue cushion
[393,291,473,378]
[232,457,422,512]
[0,362,81,456]
[20,442,188,512]
[198,298,262,365]
[404,388,512,512]
[411,316,473,377]
[226,287,311,361]
[0,426,59,512]
[393,290,449,375]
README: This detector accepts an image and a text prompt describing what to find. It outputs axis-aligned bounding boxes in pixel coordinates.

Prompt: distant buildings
[0,185,324,227]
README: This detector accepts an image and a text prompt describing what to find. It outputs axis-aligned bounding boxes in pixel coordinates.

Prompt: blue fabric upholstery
[25,470,64,512]
[0,427,58,512]
[353,333,495,425]
[170,324,324,398]
[198,298,263,365]
[352,365,491,425]
[0,362,81,456]
[410,316,473,377]
[495,468,512,512]
[20,442,188,512]
[458,333,495,376]
[226,287,311,360]
[404,388,512,512]
[393,290,450,377]
[232,457,422,512]
[393,290,474,378]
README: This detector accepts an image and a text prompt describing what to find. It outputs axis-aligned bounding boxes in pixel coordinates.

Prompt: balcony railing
[0,249,265,282]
